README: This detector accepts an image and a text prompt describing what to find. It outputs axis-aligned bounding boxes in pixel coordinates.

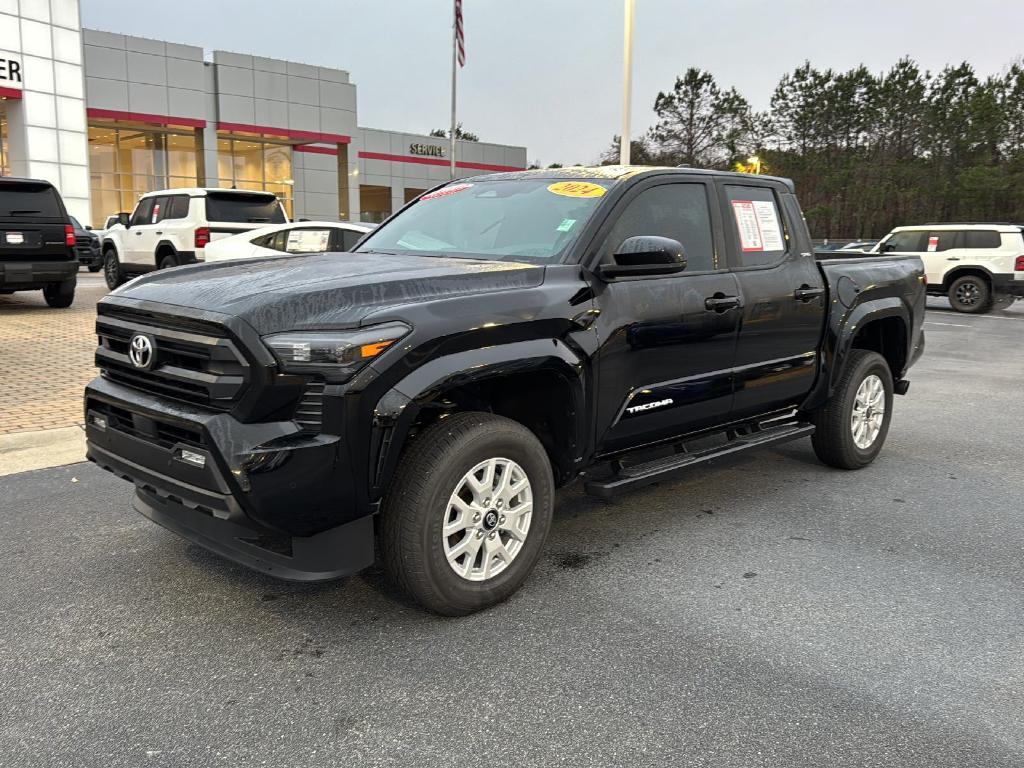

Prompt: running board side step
[583,422,815,499]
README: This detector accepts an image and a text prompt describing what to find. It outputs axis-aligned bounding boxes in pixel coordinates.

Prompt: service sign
[0,51,23,91]
[409,143,445,158]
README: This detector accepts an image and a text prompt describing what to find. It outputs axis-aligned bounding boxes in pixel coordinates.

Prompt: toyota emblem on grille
[128,334,155,369]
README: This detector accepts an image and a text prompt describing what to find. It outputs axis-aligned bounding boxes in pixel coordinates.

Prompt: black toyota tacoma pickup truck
[85,166,925,615]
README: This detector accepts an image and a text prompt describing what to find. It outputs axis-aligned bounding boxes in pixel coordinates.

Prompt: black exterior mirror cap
[117,212,131,228]
[600,236,687,279]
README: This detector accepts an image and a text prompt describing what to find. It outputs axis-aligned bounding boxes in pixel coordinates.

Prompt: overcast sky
[82,0,1024,166]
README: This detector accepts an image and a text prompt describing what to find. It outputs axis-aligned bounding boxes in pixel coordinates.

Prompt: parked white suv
[101,188,288,289]
[873,223,1024,313]
[204,221,373,262]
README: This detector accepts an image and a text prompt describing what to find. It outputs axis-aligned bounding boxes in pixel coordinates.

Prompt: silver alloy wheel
[442,457,533,582]
[851,374,885,449]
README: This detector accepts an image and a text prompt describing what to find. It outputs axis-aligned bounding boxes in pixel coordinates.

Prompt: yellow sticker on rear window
[547,181,606,198]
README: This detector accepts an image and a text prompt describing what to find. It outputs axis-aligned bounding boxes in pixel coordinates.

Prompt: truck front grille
[95,306,249,411]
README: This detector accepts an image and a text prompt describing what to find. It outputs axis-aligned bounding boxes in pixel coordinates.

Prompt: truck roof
[470,165,795,190]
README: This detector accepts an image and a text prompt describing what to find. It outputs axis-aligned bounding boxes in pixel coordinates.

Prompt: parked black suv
[70,215,102,272]
[85,167,926,614]
[0,177,77,307]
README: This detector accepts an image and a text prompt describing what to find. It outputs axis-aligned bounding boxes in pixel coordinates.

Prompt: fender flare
[368,338,588,498]
[941,264,994,290]
[154,240,179,266]
[802,296,911,411]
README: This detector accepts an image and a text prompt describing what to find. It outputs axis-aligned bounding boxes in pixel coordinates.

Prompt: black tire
[811,349,893,470]
[158,253,179,270]
[380,412,555,616]
[87,263,101,273]
[43,277,76,308]
[948,274,992,314]
[103,248,125,290]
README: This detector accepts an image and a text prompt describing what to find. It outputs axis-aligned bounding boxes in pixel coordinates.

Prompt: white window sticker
[731,199,784,252]
[731,201,762,251]
[927,236,940,252]
[286,229,331,253]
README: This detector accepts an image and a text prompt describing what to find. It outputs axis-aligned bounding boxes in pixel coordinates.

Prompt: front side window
[599,183,715,272]
[356,178,612,263]
[725,185,788,267]
[883,230,927,252]
[130,198,154,227]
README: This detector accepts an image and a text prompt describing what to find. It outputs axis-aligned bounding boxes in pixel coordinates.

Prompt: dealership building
[0,0,527,227]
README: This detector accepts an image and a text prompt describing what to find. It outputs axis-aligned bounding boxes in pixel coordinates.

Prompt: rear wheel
[158,252,179,270]
[380,412,554,615]
[948,274,992,313]
[103,248,125,290]
[87,263,101,273]
[43,277,75,308]
[811,349,893,470]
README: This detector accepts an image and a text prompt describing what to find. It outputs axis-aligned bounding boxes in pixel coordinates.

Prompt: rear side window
[150,196,171,223]
[284,228,332,253]
[599,183,716,272]
[925,231,959,252]
[725,185,788,267]
[0,183,63,218]
[205,193,286,224]
[165,195,190,220]
[963,230,1001,249]
[340,229,364,250]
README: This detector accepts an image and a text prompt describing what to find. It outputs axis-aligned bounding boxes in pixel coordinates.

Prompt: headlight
[263,322,410,381]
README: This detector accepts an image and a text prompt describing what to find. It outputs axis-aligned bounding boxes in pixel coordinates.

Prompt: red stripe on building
[218,122,351,144]
[295,145,340,156]
[0,86,23,99]
[358,151,523,173]
[86,108,206,128]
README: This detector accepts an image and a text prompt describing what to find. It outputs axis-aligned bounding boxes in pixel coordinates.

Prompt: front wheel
[948,274,992,313]
[380,412,554,616]
[811,349,893,470]
[43,277,76,308]
[103,248,125,290]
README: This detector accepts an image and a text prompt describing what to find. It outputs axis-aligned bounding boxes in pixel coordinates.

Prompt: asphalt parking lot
[2,301,1023,767]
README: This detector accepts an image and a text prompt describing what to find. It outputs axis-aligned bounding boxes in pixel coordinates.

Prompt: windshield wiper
[8,209,41,215]
[247,217,270,223]
[359,248,399,255]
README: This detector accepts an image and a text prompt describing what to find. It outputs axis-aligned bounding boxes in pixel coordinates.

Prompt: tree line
[600,59,1024,238]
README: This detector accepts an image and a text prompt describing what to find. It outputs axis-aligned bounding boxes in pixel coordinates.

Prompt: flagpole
[620,0,635,165]
[449,0,458,179]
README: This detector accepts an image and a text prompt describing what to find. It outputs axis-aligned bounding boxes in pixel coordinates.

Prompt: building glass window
[0,108,9,177]
[360,184,392,223]
[217,137,293,217]
[88,124,201,227]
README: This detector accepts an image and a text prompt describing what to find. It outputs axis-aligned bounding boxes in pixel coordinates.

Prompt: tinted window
[725,185,788,267]
[166,195,190,220]
[884,230,927,252]
[600,183,715,272]
[925,231,959,252]
[963,230,1001,249]
[357,179,610,263]
[340,229,364,250]
[130,198,154,227]
[69,215,82,229]
[150,196,171,224]
[205,192,286,224]
[0,182,63,218]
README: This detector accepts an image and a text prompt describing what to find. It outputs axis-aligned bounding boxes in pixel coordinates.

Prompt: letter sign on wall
[409,143,445,158]
[0,51,23,90]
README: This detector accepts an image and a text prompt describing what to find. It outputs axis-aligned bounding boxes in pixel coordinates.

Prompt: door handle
[946,257,960,261]
[134,231,142,236]
[794,286,825,302]
[155,231,163,235]
[704,294,741,312]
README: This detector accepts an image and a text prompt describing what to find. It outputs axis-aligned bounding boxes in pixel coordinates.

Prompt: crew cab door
[590,178,740,454]
[719,181,827,418]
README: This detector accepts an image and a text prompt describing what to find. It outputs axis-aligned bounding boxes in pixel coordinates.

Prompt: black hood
[111,252,545,334]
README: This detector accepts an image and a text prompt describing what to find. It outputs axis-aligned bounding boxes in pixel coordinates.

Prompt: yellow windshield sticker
[547,181,606,198]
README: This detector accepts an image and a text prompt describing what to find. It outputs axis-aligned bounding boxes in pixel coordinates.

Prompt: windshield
[355,178,611,262]
[205,192,286,224]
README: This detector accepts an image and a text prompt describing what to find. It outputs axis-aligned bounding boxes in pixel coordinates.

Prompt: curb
[0,426,87,477]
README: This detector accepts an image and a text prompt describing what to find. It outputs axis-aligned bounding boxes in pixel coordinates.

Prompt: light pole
[620,0,635,165]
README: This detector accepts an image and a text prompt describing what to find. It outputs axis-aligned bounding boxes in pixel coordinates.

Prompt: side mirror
[881,243,896,253]
[84,225,93,230]
[117,212,130,228]
[598,236,687,279]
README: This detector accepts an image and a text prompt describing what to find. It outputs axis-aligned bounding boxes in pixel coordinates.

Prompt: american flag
[455,0,465,67]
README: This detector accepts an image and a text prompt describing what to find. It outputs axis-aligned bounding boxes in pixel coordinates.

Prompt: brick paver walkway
[0,274,107,435]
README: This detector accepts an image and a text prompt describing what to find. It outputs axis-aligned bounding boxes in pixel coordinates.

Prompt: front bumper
[76,242,101,266]
[84,376,374,581]
[0,259,77,289]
